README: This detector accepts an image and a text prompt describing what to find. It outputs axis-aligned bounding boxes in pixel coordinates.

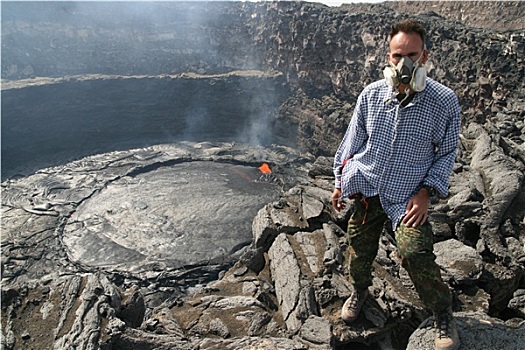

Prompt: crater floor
[62,161,281,273]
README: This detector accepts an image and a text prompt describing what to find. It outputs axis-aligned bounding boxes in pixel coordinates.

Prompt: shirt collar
[383,86,426,108]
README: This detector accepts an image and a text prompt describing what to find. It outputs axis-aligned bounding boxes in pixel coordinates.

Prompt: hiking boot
[341,289,368,324]
[434,309,460,350]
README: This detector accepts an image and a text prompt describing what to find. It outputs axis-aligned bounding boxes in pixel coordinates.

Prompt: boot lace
[436,312,452,339]
[348,292,360,309]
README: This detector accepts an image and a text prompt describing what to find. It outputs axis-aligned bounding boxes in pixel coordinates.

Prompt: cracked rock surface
[2,142,523,349]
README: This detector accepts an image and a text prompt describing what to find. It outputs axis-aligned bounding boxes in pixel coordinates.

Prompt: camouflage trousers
[347,195,451,313]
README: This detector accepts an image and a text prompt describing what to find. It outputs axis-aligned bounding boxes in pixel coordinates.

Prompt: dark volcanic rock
[383,1,525,32]
[407,312,525,350]
[2,2,525,350]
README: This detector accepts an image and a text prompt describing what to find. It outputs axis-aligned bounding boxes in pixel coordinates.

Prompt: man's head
[389,20,426,51]
[385,20,429,94]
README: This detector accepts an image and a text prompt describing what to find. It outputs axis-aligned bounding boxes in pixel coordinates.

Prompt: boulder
[407,312,525,350]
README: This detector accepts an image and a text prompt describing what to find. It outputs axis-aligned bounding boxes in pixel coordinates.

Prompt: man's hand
[403,188,430,227]
[331,188,345,211]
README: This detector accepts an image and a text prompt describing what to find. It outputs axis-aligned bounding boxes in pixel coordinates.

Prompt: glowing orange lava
[258,162,272,174]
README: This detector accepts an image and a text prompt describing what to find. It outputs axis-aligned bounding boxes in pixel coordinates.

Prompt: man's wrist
[422,185,437,197]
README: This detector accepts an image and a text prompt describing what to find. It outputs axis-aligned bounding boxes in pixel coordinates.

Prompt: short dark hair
[390,20,426,48]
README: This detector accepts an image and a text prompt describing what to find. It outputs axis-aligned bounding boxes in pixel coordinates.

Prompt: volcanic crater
[3,2,525,350]
[1,69,307,285]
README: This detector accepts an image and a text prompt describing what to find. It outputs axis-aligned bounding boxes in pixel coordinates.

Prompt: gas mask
[383,51,426,92]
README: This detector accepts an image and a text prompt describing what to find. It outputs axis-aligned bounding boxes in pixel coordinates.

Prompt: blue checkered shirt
[334,78,460,229]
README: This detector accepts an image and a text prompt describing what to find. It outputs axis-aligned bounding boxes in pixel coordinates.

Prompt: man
[331,20,460,350]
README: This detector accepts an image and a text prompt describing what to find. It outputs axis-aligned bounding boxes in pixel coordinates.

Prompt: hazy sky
[314,0,385,5]
[2,0,385,4]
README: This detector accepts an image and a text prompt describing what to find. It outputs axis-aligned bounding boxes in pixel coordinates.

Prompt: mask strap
[413,49,425,69]
[399,87,411,105]
[385,89,399,106]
